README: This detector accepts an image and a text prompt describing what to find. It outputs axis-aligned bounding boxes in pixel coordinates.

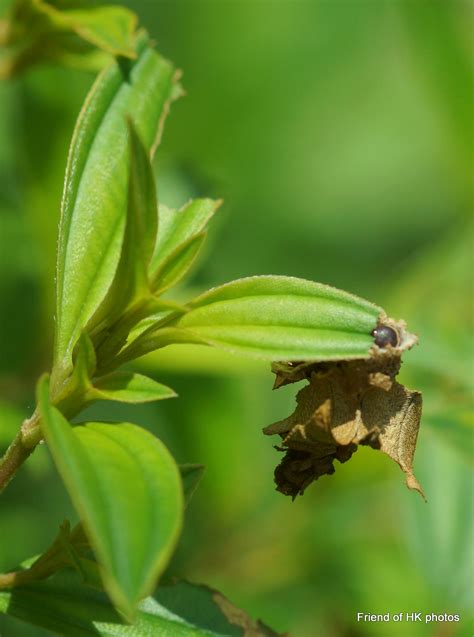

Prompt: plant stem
[0,372,86,494]
[0,309,181,493]
[0,429,37,494]
[0,569,34,589]
[0,553,67,590]
[0,378,90,494]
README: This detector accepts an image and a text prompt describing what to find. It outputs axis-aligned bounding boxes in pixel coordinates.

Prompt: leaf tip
[406,472,427,502]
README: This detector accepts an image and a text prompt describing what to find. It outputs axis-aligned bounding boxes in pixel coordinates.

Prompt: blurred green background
[0,1,473,636]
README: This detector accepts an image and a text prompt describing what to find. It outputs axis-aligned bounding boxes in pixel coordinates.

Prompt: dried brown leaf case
[264,317,425,499]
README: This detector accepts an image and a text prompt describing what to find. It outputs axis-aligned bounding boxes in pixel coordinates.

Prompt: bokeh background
[0,1,472,635]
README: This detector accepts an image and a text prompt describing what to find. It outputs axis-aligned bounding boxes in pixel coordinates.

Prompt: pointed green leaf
[149,198,221,278]
[152,232,207,294]
[118,276,391,367]
[38,376,183,618]
[0,571,283,636]
[90,372,176,403]
[88,120,159,331]
[173,275,382,361]
[124,120,159,283]
[54,32,180,378]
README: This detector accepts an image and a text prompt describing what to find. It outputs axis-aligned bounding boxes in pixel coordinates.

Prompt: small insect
[371,324,400,348]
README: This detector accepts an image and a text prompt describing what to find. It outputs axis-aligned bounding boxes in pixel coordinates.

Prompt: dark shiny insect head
[371,324,400,348]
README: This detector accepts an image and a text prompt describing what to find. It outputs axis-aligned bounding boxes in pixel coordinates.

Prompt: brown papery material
[264,357,424,500]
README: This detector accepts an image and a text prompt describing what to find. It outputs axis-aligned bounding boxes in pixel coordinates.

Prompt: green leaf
[179,464,204,507]
[41,3,138,58]
[138,276,379,362]
[111,275,383,366]
[88,120,159,331]
[152,232,207,294]
[0,570,283,636]
[90,372,176,403]
[54,32,179,380]
[173,275,381,360]
[38,376,183,618]
[0,0,138,77]
[149,199,221,279]
[123,120,159,282]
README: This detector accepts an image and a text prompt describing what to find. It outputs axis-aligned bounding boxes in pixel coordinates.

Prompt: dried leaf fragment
[265,354,424,499]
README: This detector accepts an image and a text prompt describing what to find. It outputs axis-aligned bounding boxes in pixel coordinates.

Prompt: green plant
[0,3,426,635]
